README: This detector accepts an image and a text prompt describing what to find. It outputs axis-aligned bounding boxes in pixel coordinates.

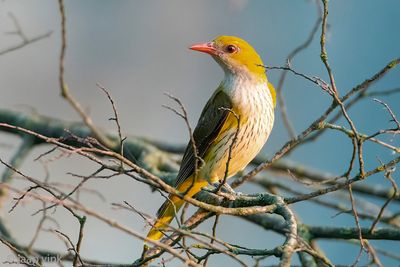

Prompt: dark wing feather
[174,89,232,187]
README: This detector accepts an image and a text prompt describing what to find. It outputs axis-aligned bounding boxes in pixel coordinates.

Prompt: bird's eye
[225,45,238,54]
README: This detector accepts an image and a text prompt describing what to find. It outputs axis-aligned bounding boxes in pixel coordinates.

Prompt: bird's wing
[174,88,232,188]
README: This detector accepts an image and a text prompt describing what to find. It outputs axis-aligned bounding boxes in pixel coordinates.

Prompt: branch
[245,214,400,241]
[274,1,322,138]
[0,13,52,56]
[57,0,114,148]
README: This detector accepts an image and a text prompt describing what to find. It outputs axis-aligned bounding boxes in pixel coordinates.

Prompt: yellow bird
[146,36,276,242]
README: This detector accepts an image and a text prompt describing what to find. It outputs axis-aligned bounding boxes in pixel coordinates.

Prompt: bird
[145,35,276,244]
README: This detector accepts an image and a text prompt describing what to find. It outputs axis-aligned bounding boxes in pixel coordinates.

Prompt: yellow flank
[267,81,276,108]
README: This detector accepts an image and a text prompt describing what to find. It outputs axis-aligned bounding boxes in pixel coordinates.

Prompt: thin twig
[163,92,203,187]
[0,13,52,56]
[97,83,126,164]
[275,1,322,138]
[57,0,113,148]
[369,168,398,233]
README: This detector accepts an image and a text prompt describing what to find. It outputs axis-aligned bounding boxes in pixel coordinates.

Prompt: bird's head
[190,35,266,80]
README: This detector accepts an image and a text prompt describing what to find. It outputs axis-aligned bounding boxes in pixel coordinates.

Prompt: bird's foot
[205,182,242,200]
[216,190,237,201]
[219,182,237,194]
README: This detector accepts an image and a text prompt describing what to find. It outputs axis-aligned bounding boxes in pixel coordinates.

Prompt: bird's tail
[146,176,208,242]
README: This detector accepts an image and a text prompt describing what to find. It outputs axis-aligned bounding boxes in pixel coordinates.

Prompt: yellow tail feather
[146,176,208,241]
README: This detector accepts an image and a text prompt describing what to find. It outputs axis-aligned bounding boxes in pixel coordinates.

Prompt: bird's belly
[201,112,274,183]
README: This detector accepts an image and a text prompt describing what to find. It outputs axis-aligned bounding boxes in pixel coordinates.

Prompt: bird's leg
[216,184,237,201]
[203,182,219,192]
[218,182,241,194]
[203,182,241,201]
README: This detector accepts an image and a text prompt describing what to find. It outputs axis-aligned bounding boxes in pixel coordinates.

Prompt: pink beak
[189,42,216,55]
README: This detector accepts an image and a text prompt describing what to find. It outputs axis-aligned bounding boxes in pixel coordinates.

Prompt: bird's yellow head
[190,35,266,80]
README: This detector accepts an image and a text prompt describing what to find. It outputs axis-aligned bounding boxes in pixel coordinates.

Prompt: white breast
[207,72,275,180]
[223,72,275,135]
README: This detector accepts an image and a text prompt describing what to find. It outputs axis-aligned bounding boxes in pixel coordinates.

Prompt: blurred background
[0,0,399,266]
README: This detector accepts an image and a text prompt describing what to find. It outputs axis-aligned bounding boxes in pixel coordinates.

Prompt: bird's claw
[204,182,242,200]
[216,191,237,201]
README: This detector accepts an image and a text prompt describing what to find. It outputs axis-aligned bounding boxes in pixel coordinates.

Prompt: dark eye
[225,44,238,53]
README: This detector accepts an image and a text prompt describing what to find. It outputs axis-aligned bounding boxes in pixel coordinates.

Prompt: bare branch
[57,0,114,148]
[0,13,52,56]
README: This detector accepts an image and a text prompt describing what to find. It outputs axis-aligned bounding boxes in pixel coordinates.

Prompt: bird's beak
[189,42,217,55]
